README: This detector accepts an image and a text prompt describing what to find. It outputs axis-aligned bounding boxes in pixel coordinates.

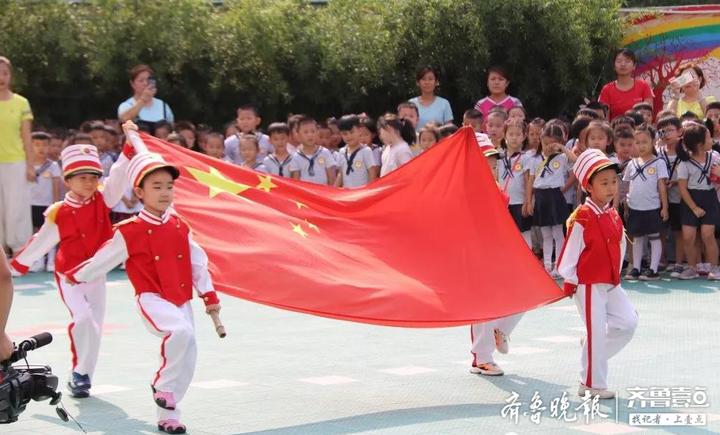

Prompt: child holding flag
[11,140,133,398]
[66,122,221,434]
[558,149,639,399]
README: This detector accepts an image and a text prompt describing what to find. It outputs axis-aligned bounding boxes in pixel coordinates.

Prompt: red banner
[142,127,564,327]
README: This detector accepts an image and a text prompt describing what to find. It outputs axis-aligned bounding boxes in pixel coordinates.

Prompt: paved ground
[4,270,719,434]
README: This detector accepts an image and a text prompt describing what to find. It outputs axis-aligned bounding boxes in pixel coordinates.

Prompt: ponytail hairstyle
[377,113,417,145]
[678,122,709,161]
[538,123,565,157]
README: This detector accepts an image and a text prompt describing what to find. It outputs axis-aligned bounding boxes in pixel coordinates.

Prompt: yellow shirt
[0,93,33,163]
[676,96,717,119]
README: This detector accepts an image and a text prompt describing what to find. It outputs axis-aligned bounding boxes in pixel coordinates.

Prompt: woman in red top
[598,49,654,120]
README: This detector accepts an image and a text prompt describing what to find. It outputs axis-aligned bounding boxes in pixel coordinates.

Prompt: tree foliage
[0,0,624,128]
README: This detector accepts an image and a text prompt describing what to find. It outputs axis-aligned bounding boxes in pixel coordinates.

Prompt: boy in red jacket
[558,149,639,400]
[11,142,131,398]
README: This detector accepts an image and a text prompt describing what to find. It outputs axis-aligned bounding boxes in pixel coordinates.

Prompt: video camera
[0,333,66,424]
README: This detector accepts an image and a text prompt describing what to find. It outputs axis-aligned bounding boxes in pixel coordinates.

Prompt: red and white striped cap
[61,144,103,178]
[127,152,180,189]
[573,149,619,192]
[479,144,500,158]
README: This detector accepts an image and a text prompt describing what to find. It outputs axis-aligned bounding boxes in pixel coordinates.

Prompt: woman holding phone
[118,64,174,132]
[665,64,716,119]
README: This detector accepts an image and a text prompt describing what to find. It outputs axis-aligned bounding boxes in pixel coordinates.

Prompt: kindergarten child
[29,132,62,272]
[558,148,639,400]
[526,124,577,278]
[334,114,379,188]
[289,115,338,185]
[622,124,669,280]
[377,113,416,177]
[238,134,267,172]
[66,124,221,433]
[11,141,131,398]
[263,122,294,177]
[498,119,532,247]
[224,104,273,163]
[485,107,507,149]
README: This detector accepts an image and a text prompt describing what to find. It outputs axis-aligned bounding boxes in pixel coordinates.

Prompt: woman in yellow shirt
[665,64,716,119]
[0,56,34,254]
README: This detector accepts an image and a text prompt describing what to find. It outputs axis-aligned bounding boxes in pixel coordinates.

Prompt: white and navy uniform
[337,145,378,188]
[67,207,217,422]
[241,160,267,173]
[529,152,570,226]
[677,151,720,227]
[11,148,130,380]
[659,149,682,231]
[622,157,668,236]
[289,146,337,185]
[557,198,638,390]
[223,132,273,163]
[262,154,293,177]
[380,141,414,177]
[498,150,532,233]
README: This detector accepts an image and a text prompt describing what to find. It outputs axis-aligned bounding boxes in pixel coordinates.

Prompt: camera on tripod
[0,332,65,424]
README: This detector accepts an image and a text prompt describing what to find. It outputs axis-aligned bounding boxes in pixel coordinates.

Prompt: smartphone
[670,69,696,88]
[147,76,157,89]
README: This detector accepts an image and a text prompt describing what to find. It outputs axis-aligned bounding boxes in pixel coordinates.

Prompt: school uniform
[241,160,267,173]
[558,150,638,395]
[288,146,337,185]
[337,145,378,188]
[497,150,532,232]
[529,153,570,226]
[30,159,62,228]
[659,149,682,231]
[380,141,414,177]
[224,132,273,163]
[11,144,130,383]
[677,151,720,227]
[66,151,219,426]
[622,157,668,236]
[262,153,293,177]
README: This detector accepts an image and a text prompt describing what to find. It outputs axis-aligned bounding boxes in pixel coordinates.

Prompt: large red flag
[141,127,565,327]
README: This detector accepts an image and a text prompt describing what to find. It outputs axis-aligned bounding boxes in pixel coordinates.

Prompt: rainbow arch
[622,6,720,75]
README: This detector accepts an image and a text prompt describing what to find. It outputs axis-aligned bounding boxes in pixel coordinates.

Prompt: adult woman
[0,56,34,254]
[598,49,654,120]
[665,64,716,119]
[117,64,174,132]
[473,66,523,119]
[409,66,454,130]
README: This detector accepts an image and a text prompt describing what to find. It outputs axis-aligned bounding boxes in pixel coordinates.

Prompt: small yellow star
[187,166,251,198]
[290,222,308,238]
[256,175,278,193]
[304,219,319,233]
[294,200,307,209]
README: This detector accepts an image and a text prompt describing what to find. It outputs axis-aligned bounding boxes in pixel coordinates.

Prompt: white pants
[470,313,523,365]
[0,161,32,252]
[136,293,197,421]
[574,284,638,390]
[56,274,106,379]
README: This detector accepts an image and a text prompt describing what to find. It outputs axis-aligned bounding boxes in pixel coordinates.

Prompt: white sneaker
[469,362,504,376]
[678,267,699,280]
[494,328,509,354]
[708,267,720,281]
[578,383,615,400]
[670,264,685,278]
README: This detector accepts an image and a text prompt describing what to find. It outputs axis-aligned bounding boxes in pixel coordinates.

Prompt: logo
[318,158,325,165]
[354,161,363,168]
[81,146,90,155]
[552,161,561,169]
[647,167,656,175]
[513,163,523,172]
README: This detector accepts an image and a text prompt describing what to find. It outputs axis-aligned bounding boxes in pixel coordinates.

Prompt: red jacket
[557,200,625,295]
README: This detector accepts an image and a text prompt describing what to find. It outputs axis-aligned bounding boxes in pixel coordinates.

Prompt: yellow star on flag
[304,219,319,233]
[187,166,251,198]
[290,222,308,238]
[294,200,307,209]
[256,174,278,193]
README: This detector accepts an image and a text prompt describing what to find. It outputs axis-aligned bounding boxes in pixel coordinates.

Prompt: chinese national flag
[141,127,564,327]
